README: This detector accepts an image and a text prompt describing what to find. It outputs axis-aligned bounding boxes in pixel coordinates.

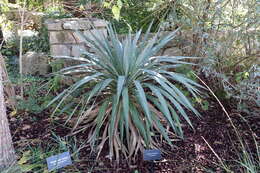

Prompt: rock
[72,32,85,43]
[62,18,107,30]
[22,52,50,75]
[93,19,108,28]
[50,45,71,56]
[49,31,77,44]
[83,29,107,41]
[63,20,92,30]
[44,19,63,31]
[45,18,108,58]
[71,44,86,57]
[18,30,39,37]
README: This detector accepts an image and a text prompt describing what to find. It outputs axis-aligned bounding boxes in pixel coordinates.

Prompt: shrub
[49,24,202,161]
[16,76,53,114]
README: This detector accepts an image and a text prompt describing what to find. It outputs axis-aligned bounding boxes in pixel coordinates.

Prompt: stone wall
[45,18,193,59]
[44,18,108,57]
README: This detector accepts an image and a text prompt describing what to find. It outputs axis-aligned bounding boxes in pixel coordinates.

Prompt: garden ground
[8,85,259,173]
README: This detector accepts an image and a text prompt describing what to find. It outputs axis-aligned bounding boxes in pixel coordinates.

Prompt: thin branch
[18,1,27,98]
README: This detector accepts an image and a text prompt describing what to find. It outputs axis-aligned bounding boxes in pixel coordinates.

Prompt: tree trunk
[0,53,17,109]
[0,29,3,44]
[0,57,16,170]
[0,6,4,47]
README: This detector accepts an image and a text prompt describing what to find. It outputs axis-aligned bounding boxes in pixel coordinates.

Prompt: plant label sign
[46,151,72,171]
[143,149,162,161]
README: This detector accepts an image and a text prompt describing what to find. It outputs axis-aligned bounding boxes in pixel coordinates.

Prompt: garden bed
[8,98,259,173]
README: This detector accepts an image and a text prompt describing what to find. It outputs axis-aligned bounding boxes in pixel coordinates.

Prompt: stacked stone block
[45,18,108,57]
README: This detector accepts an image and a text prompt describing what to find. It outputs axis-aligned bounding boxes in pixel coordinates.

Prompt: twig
[201,136,229,171]
[193,73,239,135]
[193,72,251,172]
[18,1,27,98]
[18,8,24,96]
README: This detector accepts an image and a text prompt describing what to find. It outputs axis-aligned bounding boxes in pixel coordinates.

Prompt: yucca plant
[49,24,202,161]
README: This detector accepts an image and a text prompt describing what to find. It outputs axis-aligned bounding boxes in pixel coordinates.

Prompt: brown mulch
[8,100,259,173]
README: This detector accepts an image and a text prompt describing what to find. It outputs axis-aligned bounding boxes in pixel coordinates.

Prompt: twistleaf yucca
[49,24,203,161]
